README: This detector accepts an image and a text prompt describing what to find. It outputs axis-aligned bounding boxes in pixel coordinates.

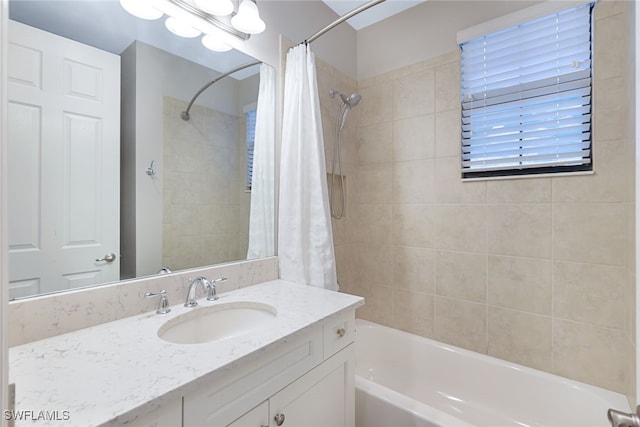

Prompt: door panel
[8,20,120,298]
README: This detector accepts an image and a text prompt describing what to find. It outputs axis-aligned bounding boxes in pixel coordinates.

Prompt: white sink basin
[158,301,277,345]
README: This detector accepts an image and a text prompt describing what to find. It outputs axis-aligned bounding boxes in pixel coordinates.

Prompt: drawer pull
[337,327,346,338]
[274,413,286,426]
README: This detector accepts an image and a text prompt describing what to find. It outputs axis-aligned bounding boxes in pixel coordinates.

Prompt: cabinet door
[228,401,269,427]
[125,399,182,427]
[269,345,355,427]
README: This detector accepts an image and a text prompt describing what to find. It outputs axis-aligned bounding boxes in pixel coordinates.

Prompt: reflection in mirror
[7,0,275,300]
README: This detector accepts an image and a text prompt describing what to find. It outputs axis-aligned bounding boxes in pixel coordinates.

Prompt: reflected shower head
[340,92,361,108]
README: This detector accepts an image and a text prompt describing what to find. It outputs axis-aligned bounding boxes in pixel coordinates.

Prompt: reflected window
[244,106,257,191]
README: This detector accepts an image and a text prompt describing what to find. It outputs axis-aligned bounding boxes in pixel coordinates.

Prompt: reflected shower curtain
[247,64,276,259]
[278,44,338,291]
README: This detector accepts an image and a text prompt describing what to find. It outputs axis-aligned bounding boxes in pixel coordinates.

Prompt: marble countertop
[9,280,364,427]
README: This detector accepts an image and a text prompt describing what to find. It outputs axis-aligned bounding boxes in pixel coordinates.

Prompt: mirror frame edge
[1,0,10,421]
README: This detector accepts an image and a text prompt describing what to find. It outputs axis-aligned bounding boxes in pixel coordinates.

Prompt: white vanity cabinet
[226,346,353,427]
[267,345,354,427]
[125,399,183,427]
[227,401,269,427]
[9,280,364,427]
[183,310,356,427]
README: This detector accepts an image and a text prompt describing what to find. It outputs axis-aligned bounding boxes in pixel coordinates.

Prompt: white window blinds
[460,2,593,179]
[245,108,257,190]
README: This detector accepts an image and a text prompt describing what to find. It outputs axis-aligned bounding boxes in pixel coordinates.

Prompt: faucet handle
[206,277,228,301]
[608,406,640,427]
[145,290,171,314]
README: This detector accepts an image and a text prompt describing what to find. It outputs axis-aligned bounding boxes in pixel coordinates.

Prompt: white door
[7,20,120,298]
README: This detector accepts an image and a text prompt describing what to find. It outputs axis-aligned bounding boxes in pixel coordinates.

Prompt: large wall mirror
[7,0,276,300]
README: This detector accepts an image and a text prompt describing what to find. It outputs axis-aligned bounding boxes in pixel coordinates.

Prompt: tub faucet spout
[608,407,640,427]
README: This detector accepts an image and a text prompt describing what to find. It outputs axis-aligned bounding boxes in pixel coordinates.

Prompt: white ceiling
[322,0,425,30]
[8,0,423,76]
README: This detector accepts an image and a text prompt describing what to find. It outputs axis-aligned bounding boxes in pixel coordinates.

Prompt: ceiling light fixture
[119,0,163,20]
[165,16,201,38]
[120,0,266,51]
[194,0,234,17]
[202,34,233,52]
[230,0,266,35]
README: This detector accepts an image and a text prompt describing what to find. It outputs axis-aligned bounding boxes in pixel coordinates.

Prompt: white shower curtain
[247,64,276,259]
[278,44,338,291]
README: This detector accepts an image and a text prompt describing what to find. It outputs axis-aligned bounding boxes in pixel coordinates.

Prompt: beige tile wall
[324,1,634,395]
[163,97,250,271]
[623,0,637,405]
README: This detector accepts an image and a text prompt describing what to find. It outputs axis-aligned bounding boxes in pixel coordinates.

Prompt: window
[245,107,257,191]
[460,2,594,179]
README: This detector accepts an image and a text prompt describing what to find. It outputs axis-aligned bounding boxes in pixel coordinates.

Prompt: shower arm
[181,60,262,121]
[304,0,387,44]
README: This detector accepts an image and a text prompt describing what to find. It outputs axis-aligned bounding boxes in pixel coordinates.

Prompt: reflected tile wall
[163,97,250,270]
[339,1,634,396]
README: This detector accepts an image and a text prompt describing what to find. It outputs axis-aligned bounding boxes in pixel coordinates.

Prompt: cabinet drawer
[323,310,355,359]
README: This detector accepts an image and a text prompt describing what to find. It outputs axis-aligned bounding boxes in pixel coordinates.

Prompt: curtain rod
[183,0,387,120]
[304,0,386,44]
[181,60,262,121]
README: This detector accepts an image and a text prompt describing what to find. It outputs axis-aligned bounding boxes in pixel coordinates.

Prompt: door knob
[95,253,116,263]
[274,413,285,426]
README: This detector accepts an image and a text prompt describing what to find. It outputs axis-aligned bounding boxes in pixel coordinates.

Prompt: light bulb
[202,35,232,52]
[120,0,162,20]
[231,0,266,34]
[195,0,234,16]
[165,16,201,38]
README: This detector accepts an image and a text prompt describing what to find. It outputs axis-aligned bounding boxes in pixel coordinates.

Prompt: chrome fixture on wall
[328,89,362,220]
[119,0,266,53]
[608,407,640,427]
[181,60,261,121]
[330,89,361,131]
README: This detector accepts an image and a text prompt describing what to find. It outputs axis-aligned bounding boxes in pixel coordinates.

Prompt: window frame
[458,1,595,181]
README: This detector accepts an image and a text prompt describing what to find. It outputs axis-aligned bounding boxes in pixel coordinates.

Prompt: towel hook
[146,160,156,177]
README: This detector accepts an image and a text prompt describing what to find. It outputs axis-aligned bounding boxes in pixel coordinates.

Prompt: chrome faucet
[184,276,229,307]
[145,289,171,314]
[185,276,212,307]
[608,406,640,427]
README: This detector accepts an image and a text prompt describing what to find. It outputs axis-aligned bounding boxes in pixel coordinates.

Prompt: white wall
[238,73,261,114]
[243,1,358,79]
[357,0,540,80]
[120,43,137,280]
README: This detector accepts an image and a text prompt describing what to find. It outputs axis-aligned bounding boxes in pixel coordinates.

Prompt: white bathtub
[355,319,630,427]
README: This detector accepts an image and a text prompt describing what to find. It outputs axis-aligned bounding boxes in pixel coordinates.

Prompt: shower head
[330,89,362,130]
[340,92,361,108]
[330,89,362,108]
